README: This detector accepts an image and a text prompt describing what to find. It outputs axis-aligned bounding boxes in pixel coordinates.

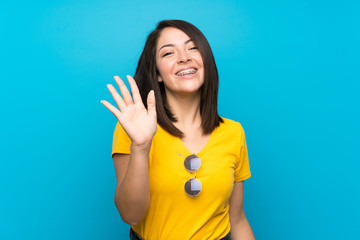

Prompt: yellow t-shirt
[112,118,251,240]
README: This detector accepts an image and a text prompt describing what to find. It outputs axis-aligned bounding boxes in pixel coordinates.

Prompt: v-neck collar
[174,123,222,157]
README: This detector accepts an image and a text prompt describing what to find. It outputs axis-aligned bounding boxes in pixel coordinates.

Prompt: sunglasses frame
[179,153,202,197]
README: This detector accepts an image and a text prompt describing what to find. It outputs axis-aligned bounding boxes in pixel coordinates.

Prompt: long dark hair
[134,20,223,137]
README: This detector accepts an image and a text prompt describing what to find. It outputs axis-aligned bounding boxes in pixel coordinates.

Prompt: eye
[190,46,198,50]
[162,52,173,57]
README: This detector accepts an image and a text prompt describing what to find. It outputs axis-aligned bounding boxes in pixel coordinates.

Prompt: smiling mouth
[176,68,198,76]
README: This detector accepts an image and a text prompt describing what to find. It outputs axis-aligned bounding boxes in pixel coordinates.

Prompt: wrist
[130,141,152,155]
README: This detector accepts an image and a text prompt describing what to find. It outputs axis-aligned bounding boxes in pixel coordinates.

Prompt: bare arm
[112,150,150,226]
[229,182,255,240]
[101,75,157,226]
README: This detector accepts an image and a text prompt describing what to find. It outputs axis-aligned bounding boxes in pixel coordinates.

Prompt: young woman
[101,20,255,240]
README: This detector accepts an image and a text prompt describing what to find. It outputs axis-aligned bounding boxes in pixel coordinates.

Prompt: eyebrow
[158,39,193,52]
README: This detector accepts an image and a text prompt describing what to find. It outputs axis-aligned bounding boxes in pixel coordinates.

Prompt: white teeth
[177,69,197,76]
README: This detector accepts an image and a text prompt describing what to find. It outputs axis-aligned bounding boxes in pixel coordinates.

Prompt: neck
[165,91,203,134]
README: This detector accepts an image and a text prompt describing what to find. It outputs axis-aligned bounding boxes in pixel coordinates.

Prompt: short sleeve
[234,123,251,182]
[111,122,132,157]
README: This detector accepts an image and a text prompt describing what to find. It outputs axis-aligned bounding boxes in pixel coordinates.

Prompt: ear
[157,75,163,82]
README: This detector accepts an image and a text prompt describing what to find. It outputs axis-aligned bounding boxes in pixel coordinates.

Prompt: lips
[176,68,198,76]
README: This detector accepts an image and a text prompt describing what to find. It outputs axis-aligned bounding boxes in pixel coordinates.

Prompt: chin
[180,87,203,95]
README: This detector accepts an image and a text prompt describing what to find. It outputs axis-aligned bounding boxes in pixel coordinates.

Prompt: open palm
[101,75,157,146]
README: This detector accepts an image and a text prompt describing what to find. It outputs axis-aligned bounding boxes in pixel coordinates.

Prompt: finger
[127,75,143,104]
[106,84,127,112]
[100,100,122,119]
[147,90,157,119]
[114,76,133,105]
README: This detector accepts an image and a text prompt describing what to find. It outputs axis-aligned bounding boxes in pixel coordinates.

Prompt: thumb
[147,90,156,118]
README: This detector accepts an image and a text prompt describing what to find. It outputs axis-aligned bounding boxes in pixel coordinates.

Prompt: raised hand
[101,75,157,147]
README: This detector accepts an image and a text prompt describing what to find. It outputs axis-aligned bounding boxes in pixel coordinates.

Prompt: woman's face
[155,27,204,97]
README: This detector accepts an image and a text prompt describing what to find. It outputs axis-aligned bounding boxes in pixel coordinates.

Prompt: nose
[177,51,191,64]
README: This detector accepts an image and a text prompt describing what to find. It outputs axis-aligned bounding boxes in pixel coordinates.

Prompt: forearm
[230,215,255,240]
[115,145,151,226]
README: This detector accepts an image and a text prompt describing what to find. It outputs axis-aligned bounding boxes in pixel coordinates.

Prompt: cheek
[156,66,165,82]
[156,59,164,82]
[197,55,204,66]
[156,64,172,83]
[157,60,173,76]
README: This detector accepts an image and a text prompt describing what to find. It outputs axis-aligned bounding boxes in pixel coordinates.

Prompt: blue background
[1,0,359,239]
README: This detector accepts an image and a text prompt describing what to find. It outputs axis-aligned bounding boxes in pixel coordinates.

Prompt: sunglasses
[178,153,202,197]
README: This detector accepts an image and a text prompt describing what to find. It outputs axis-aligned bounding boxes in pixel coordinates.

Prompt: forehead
[156,27,192,49]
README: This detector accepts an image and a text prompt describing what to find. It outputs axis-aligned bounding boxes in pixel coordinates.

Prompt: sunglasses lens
[185,178,202,197]
[184,154,201,172]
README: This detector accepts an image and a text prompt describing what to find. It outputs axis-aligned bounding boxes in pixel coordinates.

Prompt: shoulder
[212,117,246,144]
[218,117,245,134]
